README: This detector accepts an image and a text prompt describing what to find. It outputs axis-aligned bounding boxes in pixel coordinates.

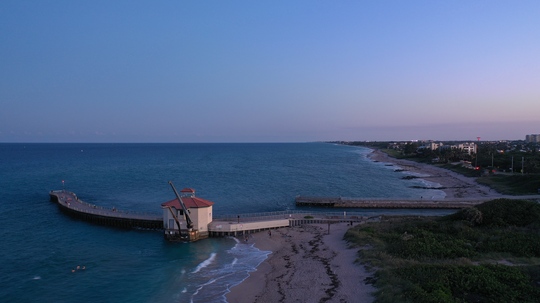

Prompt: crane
[168,181,194,230]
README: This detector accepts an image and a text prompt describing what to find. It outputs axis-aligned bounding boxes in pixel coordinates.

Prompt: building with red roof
[161,188,214,240]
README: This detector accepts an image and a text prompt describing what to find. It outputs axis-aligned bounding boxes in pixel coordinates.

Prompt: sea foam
[192,253,217,274]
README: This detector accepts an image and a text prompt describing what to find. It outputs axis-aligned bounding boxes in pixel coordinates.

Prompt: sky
[1,1,539,143]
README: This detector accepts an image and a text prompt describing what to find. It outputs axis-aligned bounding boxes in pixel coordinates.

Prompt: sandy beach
[226,223,376,303]
[226,149,501,303]
[368,149,501,199]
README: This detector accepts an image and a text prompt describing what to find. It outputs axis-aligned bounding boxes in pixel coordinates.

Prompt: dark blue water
[0,143,446,302]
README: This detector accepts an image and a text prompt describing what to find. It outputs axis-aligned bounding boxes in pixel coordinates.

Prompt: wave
[184,241,272,302]
[192,253,217,274]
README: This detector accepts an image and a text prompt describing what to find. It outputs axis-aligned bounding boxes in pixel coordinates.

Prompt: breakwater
[295,196,489,209]
[49,190,163,229]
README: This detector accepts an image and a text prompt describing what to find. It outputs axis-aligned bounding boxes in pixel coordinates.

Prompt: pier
[295,196,489,209]
[49,190,163,229]
[209,211,368,237]
[295,195,540,209]
[48,189,540,242]
[49,190,370,238]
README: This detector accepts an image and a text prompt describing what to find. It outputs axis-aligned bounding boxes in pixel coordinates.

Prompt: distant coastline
[367,149,500,199]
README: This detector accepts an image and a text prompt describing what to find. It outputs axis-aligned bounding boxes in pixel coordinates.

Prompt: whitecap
[402,170,430,178]
[192,253,216,273]
[190,274,236,303]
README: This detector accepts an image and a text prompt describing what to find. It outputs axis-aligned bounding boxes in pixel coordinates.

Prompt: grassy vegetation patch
[477,174,540,195]
[344,199,540,302]
[375,264,540,303]
[439,163,482,177]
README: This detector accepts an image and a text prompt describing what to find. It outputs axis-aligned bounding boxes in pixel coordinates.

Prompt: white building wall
[189,206,213,232]
[209,219,290,233]
[162,206,213,232]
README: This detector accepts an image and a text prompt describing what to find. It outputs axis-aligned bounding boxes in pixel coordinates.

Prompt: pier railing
[214,210,369,223]
[50,190,161,219]
[49,190,162,228]
[65,204,162,220]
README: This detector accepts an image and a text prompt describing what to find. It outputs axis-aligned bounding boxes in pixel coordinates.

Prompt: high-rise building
[525,134,540,143]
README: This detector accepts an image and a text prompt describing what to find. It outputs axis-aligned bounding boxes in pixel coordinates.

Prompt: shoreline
[368,149,501,199]
[225,148,502,302]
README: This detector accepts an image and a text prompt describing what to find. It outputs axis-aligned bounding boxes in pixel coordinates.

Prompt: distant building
[526,134,540,143]
[429,142,442,150]
[418,142,443,151]
[458,142,477,155]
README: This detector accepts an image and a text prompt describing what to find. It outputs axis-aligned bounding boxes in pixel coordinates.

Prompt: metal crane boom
[168,181,194,229]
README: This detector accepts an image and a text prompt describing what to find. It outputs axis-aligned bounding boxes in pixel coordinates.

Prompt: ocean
[0,143,448,302]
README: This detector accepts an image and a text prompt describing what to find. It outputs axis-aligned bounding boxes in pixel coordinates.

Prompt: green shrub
[346,199,540,302]
[475,199,540,227]
[477,174,540,195]
[384,265,540,303]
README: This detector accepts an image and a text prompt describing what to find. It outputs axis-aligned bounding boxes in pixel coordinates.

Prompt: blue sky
[1,1,539,142]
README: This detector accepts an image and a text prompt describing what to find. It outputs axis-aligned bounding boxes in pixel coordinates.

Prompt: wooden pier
[49,190,163,229]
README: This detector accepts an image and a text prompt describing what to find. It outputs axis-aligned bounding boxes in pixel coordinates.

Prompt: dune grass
[345,199,540,302]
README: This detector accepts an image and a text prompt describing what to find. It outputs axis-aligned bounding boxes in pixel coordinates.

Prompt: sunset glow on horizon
[1,1,539,143]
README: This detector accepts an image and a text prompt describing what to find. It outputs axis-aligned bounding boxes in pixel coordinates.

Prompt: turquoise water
[0,143,447,302]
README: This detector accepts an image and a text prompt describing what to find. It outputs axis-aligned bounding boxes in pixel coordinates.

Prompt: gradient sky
[1,1,539,143]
